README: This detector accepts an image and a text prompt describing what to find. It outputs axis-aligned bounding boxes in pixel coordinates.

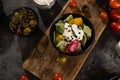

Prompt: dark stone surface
[0,0,120,80]
[75,25,120,80]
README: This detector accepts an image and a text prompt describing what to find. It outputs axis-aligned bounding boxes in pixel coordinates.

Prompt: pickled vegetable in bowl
[50,13,95,56]
[9,7,38,35]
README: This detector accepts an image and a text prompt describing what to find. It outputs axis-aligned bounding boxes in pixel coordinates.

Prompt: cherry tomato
[69,0,77,8]
[53,73,62,80]
[110,8,120,21]
[109,0,120,9]
[100,12,108,20]
[66,39,79,53]
[110,22,120,32]
[20,75,29,80]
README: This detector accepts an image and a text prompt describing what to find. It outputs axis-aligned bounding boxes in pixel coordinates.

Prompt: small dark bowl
[8,7,38,36]
[50,13,95,56]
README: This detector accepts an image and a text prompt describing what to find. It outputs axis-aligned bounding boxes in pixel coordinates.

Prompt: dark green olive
[22,22,29,28]
[23,27,32,35]
[28,16,35,20]
[29,20,37,27]
[14,12,20,17]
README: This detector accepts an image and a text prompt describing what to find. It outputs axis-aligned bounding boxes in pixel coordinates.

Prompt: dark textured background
[0,0,120,80]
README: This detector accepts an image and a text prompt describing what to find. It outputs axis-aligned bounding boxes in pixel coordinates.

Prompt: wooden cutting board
[23,0,108,80]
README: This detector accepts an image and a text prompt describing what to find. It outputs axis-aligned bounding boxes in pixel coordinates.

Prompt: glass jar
[33,0,56,9]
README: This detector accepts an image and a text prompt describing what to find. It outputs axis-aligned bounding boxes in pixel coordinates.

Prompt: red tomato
[53,73,62,80]
[66,39,79,53]
[100,12,108,20]
[69,0,77,8]
[110,22,120,32]
[110,8,120,21]
[20,75,29,80]
[109,0,120,9]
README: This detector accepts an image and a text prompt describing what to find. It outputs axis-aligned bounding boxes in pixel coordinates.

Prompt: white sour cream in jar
[33,0,54,5]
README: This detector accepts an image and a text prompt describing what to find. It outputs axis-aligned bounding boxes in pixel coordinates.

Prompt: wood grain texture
[23,0,108,80]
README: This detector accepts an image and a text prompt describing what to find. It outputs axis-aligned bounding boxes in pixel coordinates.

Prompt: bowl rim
[50,13,95,56]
